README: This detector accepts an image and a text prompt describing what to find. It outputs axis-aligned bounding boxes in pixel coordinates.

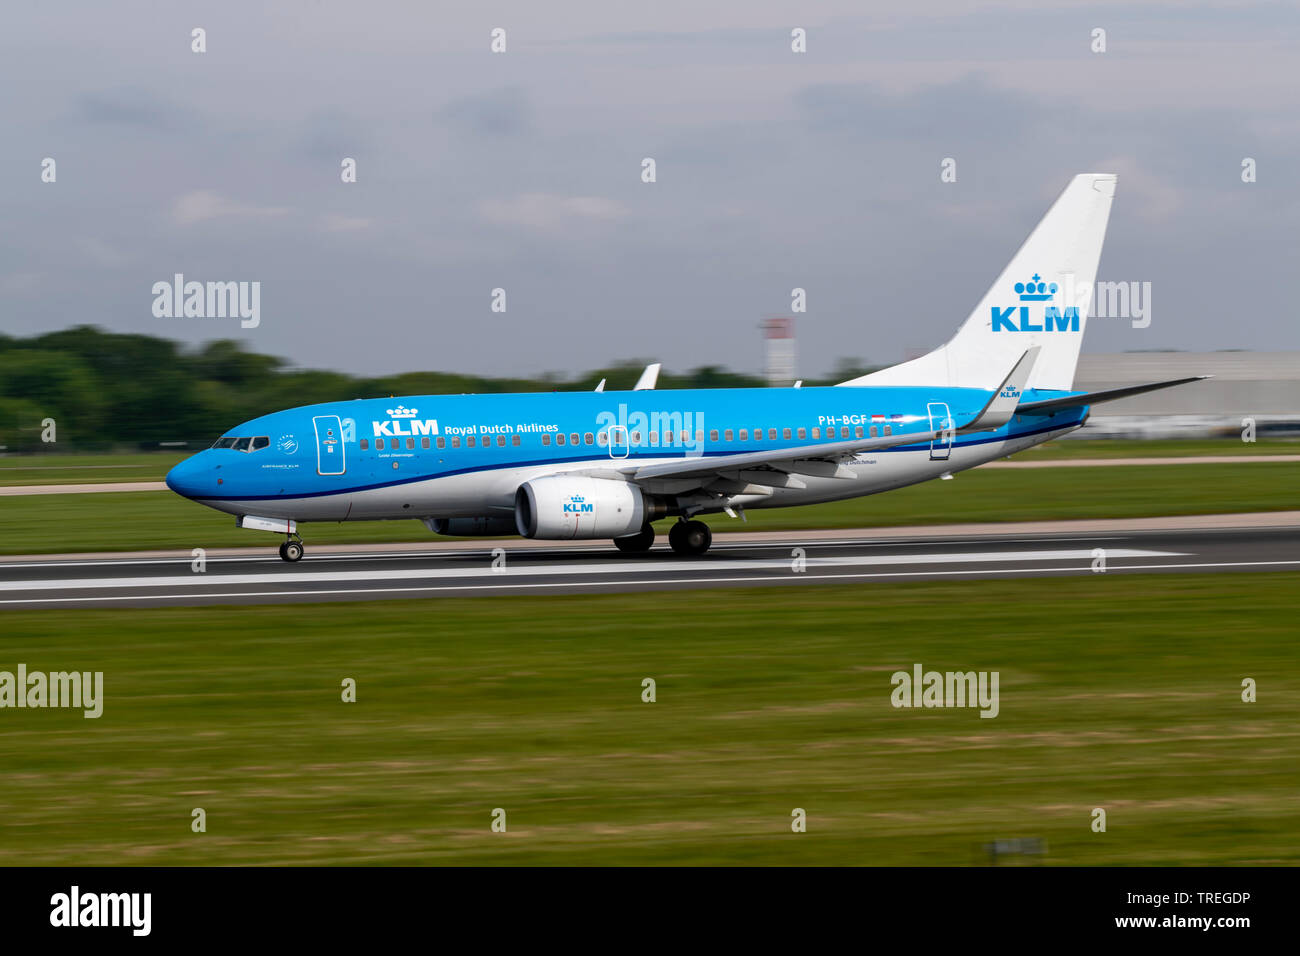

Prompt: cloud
[76,89,191,132]
[439,87,533,137]
[320,214,374,233]
[171,191,290,226]
[479,193,629,233]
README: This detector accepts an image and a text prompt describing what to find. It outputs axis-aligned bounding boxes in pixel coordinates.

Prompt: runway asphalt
[1,521,1295,609]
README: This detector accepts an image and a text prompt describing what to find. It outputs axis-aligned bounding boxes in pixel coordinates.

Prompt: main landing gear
[278,534,304,562]
[613,524,656,553]
[668,519,712,556]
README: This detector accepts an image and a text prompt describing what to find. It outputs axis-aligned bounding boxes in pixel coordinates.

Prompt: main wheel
[668,519,712,556]
[280,540,304,562]
[613,524,656,553]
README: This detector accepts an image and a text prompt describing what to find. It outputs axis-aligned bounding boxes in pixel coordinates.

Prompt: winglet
[957,347,1039,433]
[633,363,661,391]
[594,378,606,393]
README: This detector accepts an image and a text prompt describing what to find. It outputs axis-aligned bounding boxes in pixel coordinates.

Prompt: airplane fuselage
[165,385,1088,526]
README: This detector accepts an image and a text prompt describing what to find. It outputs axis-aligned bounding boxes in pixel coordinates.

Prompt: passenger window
[557,433,566,445]
[484,438,492,451]
[884,425,892,436]
[252,436,269,451]
[584,433,594,445]
[695,430,703,443]
[542,434,551,445]
[724,429,733,441]
[797,428,806,440]
[841,427,850,438]
[360,438,369,450]
[812,428,820,439]
[782,428,792,440]
[869,426,878,438]
[597,432,607,446]
[512,435,520,446]
[855,426,864,438]
[648,432,658,445]
[420,437,429,449]
[710,430,719,442]
[467,436,476,447]
[739,429,748,440]
[497,435,506,447]
[452,437,461,448]
[436,437,445,449]
[768,429,777,440]
[407,437,415,449]
[631,431,641,444]
[375,438,385,450]
[664,431,674,445]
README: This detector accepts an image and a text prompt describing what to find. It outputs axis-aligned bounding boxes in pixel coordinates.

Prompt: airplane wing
[623,427,943,485]
[1015,375,1210,415]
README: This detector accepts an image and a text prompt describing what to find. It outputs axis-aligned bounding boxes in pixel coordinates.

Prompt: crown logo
[387,405,419,418]
[1015,274,1057,301]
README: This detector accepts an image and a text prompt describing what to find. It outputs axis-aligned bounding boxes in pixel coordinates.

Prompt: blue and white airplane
[167,173,1203,561]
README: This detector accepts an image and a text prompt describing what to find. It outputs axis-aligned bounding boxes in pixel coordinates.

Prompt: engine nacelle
[515,476,647,539]
[425,516,518,537]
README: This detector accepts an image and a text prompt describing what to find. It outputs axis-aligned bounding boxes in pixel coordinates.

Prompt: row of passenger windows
[358,423,893,452]
[211,436,270,451]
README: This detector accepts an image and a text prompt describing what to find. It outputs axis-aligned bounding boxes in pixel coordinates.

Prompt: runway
[1,521,1295,608]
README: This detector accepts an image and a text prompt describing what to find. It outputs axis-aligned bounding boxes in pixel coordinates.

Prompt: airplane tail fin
[839,173,1117,392]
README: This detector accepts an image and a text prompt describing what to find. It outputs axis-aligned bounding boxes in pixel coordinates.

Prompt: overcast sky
[1,0,1296,378]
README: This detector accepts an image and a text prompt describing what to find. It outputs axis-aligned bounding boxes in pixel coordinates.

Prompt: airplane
[166,173,1205,561]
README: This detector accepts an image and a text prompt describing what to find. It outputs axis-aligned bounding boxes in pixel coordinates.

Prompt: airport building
[1072,351,1300,438]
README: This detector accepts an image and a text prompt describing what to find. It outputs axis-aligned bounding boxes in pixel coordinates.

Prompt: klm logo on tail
[992,274,1080,333]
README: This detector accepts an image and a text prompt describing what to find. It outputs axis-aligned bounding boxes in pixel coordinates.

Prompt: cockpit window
[252,436,269,451]
[211,437,239,449]
[232,436,252,452]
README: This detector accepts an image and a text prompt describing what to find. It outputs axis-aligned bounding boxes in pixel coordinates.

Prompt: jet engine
[515,476,658,539]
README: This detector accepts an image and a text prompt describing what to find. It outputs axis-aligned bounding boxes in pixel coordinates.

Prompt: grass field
[0,460,1294,554]
[0,438,1294,487]
[0,573,1295,865]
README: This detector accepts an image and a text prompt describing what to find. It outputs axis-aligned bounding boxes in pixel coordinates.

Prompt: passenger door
[927,402,953,461]
[313,415,346,475]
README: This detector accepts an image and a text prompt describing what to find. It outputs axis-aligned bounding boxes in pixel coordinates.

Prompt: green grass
[0,452,187,486]
[0,461,1294,554]
[0,574,1295,865]
[0,438,1293,486]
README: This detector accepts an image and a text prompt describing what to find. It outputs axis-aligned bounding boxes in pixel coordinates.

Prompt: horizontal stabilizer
[1015,376,1210,415]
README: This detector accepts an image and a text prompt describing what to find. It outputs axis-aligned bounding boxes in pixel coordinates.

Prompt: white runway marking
[1,560,1296,606]
[0,549,1183,593]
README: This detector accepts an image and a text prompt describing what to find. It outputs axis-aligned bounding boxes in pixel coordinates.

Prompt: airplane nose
[166,455,211,499]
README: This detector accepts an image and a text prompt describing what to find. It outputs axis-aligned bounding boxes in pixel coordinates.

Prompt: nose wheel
[278,538,304,562]
[668,519,712,556]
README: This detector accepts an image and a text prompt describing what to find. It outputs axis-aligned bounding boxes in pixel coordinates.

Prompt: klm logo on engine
[992,274,1080,332]
[564,495,594,514]
[372,405,439,438]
